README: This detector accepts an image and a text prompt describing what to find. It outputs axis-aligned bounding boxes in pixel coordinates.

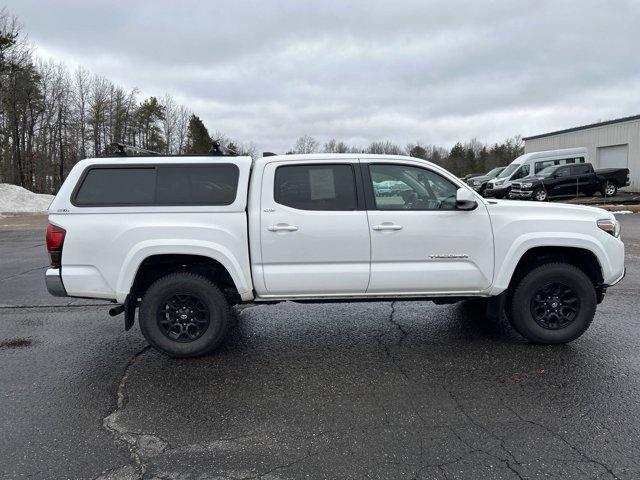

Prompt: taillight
[46,224,66,268]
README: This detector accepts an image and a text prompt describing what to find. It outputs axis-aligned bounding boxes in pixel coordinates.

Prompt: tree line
[288,134,524,177]
[1,8,522,194]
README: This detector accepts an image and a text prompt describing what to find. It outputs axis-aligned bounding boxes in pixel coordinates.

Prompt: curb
[593,205,640,213]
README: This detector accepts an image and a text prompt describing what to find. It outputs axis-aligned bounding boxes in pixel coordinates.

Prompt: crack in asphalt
[499,399,622,480]
[0,302,109,310]
[0,265,48,282]
[380,301,527,480]
[99,345,167,480]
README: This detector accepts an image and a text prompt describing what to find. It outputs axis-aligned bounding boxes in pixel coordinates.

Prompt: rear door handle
[372,223,403,231]
[268,224,298,232]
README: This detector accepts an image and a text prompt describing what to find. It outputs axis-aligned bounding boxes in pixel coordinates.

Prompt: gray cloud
[7,0,640,152]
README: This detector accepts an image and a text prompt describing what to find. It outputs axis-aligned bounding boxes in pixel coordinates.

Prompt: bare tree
[293,135,319,154]
[367,140,405,155]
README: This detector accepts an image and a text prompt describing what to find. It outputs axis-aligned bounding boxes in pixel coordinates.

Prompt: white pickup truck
[45,153,625,357]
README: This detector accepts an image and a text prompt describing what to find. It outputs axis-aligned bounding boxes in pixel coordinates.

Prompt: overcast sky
[6,0,640,153]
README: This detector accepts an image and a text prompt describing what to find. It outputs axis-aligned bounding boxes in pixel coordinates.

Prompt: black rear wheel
[139,272,230,357]
[509,263,596,344]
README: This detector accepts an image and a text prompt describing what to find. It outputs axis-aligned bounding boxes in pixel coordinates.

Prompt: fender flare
[489,233,609,296]
[115,239,251,303]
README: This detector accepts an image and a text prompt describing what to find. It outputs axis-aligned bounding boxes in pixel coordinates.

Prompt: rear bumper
[45,268,67,297]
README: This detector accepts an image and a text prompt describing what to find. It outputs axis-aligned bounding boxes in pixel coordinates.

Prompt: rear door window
[274,164,357,210]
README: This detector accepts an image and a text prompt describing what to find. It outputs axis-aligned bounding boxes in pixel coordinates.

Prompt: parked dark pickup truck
[510,163,630,201]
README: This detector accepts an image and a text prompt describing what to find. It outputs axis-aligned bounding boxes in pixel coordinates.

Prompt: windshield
[537,166,557,178]
[497,163,520,178]
[486,167,503,178]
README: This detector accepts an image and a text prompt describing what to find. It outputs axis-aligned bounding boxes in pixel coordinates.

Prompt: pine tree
[186,114,212,154]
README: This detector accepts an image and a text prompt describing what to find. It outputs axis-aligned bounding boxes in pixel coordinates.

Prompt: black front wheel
[509,263,596,344]
[139,272,230,357]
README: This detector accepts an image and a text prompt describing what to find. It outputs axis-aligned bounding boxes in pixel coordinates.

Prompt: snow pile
[0,183,54,213]
[613,210,634,215]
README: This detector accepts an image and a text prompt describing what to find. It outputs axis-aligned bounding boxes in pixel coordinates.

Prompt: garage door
[598,144,629,168]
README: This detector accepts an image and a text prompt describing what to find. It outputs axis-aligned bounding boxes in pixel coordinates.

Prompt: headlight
[521,182,533,188]
[472,180,481,186]
[597,218,621,238]
[494,180,504,186]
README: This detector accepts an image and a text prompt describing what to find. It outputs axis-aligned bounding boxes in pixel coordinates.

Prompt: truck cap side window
[73,164,239,206]
[156,165,239,205]
[274,164,357,211]
[74,167,156,205]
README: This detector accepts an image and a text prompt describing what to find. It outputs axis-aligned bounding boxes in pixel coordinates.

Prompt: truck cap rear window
[72,164,239,206]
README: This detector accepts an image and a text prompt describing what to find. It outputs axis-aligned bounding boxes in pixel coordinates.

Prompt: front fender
[488,232,616,296]
[115,239,252,303]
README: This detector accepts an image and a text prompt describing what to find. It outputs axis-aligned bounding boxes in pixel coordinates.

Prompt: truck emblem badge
[429,254,469,259]
[263,208,275,212]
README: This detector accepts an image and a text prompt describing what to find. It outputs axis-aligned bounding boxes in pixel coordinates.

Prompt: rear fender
[116,240,252,303]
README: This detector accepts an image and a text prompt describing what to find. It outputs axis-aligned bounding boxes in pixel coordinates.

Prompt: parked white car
[45,153,625,357]
[485,147,588,199]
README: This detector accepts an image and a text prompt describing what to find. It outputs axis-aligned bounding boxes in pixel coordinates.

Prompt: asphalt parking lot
[1,213,639,480]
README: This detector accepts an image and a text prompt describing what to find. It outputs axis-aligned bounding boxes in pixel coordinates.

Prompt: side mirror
[456,187,478,211]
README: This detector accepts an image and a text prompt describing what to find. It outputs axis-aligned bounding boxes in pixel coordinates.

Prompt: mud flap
[124,295,136,331]
[486,292,507,321]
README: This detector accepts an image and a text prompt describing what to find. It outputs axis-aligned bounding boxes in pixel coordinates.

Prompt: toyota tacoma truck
[45,153,625,357]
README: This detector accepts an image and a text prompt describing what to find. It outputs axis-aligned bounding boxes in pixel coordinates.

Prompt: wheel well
[508,246,604,290]
[131,254,240,304]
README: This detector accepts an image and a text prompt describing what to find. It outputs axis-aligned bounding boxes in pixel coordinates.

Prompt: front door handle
[268,224,298,232]
[372,223,403,231]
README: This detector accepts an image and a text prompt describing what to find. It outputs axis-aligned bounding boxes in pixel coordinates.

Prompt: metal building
[523,114,640,192]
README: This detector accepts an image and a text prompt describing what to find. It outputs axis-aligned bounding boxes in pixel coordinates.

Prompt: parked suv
[45,154,625,357]
[466,166,506,196]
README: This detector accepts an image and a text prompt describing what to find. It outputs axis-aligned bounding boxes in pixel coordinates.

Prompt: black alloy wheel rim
[530,282,580,330]
[158,294,210,342]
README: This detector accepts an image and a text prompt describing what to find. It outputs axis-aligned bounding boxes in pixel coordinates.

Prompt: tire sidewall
[510,265,596,344]
[139,274,229,357]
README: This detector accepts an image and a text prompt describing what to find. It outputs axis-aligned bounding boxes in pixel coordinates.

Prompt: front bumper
[509,190,533,199]
[485,184,510,198]
[45,268,67,297]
